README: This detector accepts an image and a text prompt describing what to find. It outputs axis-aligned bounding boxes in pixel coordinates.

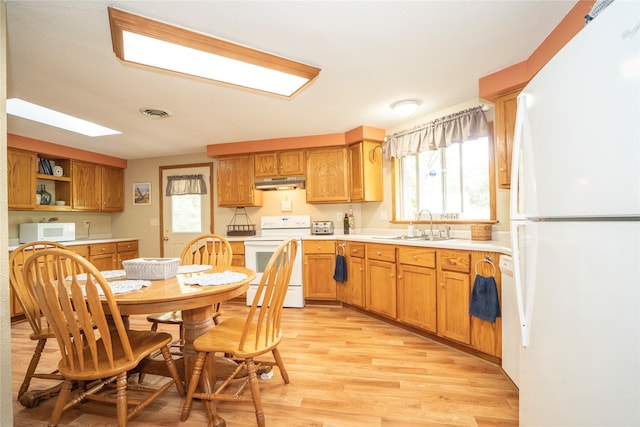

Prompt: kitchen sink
[372,235,455,241]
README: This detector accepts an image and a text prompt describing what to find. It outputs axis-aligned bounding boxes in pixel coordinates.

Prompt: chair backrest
[239,238,298,352]
[23,248,135,373]
[180,234,233,267]
[9,241,68,336]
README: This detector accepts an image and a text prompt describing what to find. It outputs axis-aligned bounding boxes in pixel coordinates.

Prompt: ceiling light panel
[6,98,121,137]
[108,7,321,97]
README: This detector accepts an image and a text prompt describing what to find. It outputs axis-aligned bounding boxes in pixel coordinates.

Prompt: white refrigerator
[510,1,640,426]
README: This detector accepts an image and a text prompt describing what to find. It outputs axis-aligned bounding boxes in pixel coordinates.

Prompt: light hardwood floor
[12,301,519,426]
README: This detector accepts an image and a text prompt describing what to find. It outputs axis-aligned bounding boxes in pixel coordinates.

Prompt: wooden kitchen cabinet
[495,86,524,189]
[348,141,383,202]
[116,240,139,269]
[8,148,36,209]
[470,251,502,358]
[8,148,73,211]
[72,160,124,212]
[254,150,305,178]
[437,249,472,344]
[230,241,245,267]
[365,243,396,319]
[216,154,263,207]
[339,242,365,308]
[8,240,138,321]
[397,246,437,333]
[303,240,337,300]
[89,242,118,271]
[305,147,349,203]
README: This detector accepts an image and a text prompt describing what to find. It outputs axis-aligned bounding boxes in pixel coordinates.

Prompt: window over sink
[393,132,496,223]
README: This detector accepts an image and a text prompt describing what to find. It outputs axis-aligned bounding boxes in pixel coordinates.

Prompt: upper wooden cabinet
[305,147,349,203]
[495,86,524,188]
[254,150,305,178]
[8,148,36,209]
[8,148,121,212]
[348,141,383,202]
[217,154,263,207]
[72,161,124,212]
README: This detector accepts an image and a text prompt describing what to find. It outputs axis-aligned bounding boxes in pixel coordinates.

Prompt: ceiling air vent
[139,107,172,118]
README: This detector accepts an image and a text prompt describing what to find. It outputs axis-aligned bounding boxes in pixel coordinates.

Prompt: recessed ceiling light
[6,98,121,137]
[108,7,321,97]
[391,99,421,116]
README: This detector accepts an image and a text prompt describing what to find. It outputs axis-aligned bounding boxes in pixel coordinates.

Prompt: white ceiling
[6,1,577,160]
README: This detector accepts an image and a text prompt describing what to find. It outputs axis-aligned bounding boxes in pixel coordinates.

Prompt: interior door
[161,164,213,257]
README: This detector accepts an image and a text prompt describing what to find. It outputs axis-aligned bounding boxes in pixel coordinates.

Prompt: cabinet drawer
[366,243,396,262]
[398,247,436,268]
[438,250,470,273]
[303,240,335,254]
[89,242,117,255]
[117,240,138,253]
[347,242,365,258]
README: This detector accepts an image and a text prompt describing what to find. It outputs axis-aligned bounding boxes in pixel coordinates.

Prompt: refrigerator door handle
[510,221,531,347]
[510,93,528,221]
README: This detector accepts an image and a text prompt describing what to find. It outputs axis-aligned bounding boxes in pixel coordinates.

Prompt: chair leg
[246,358,266,427]
[181,351,206,421]
[115,372,128,427]
[18,338,46,400]
[271,347,289,384]
[48,379,73,427]
[159,346,185,396]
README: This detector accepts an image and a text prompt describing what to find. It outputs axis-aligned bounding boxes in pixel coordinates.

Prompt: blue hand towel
[333,254,347,282]
[469,275,501,323]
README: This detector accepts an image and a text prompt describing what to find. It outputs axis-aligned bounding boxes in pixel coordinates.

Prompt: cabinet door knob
[412,255,418,260]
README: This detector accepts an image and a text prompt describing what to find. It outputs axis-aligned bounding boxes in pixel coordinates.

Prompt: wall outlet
[281,200,292,212]
[336,212,344,222]
[83,220,90,228]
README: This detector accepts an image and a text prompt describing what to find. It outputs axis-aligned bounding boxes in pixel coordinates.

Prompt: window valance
[165,174,207,196]
[384,106,489,159]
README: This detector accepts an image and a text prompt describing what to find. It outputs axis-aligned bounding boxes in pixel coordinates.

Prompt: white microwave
[19,222,76,244]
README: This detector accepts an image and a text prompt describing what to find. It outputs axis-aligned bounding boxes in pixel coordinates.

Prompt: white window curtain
[165,174,207,196]
[383,106,489,159]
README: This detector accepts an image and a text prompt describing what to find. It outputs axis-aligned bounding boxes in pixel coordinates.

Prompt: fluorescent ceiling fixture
[6,98,121,137]
[108,7,321,97]
[391,99,421,116]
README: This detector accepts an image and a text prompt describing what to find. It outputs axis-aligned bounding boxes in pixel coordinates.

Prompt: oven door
[244,239,303,286]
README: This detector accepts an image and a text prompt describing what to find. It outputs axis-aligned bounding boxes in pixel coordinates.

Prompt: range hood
[254,176,305,190]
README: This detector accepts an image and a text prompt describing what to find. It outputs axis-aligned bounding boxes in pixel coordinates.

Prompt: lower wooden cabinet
[8,240,139,320]
[229,241,245,267]
[303,240,337,300]
[339,242,365,308]
[365,243,396,319]
[397,247,437,333]
[117,240,139,269]
[437,250,472,344]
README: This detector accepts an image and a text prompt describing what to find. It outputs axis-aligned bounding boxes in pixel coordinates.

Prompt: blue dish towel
[333,254,347,282]
[469,275,501,323]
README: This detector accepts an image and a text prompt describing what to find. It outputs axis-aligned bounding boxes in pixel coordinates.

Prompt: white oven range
[243,215,311,308]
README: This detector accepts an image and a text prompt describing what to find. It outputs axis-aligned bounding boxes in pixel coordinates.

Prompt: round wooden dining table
[106,265,254,386]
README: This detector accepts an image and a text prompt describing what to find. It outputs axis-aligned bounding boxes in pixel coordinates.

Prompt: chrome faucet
[416,209,434,239]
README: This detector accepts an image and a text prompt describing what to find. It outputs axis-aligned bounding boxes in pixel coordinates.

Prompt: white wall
[1,2,15,424]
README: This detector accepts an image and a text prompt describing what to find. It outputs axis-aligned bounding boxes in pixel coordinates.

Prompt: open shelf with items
[34,157,72,210]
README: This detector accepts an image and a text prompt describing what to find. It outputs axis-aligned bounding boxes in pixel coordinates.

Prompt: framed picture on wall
[133,182,151,206]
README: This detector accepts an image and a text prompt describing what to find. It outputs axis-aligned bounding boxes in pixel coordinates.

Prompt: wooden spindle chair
[181,238,297,427]
[9,241,68,408]
[146,234,233,341]
[23,248,185,426]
